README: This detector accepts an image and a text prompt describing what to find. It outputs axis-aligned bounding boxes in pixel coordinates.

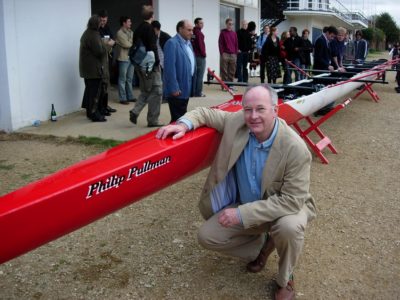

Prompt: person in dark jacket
[79,15,115,122]
[284,27,302,82]
[261,27,281,84]
[236,20,252,83]
[354,30,368,63]
[298,29,313,79]
[151,20,171,69]
[313,26,338,116]
[313,26,337,72]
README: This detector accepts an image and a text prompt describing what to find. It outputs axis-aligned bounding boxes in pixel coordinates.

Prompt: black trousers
[166,97,189,122]
[82,79,107,119]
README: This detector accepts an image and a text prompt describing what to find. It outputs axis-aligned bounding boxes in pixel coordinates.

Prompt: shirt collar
[177,33,190,46]
[249,119,279,149]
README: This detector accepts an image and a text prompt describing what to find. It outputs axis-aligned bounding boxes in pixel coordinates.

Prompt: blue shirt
[177,33,195,76]
[235,119,279,204]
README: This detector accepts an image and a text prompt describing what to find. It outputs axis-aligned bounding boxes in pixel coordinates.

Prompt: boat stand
[352,81,380,102]
[352,70,385,102]
[291,98,353,164]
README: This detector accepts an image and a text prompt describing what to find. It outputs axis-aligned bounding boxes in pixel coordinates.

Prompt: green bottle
[51,104,57,122]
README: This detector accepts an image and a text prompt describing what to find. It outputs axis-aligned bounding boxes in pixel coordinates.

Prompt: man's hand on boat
[156,123,189,140]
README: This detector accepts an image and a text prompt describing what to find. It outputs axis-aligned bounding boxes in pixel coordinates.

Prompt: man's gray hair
[243,84,278,106]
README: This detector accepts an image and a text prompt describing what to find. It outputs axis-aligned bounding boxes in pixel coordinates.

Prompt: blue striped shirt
[235,119,279,204]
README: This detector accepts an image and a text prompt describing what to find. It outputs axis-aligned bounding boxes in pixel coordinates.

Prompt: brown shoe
[275,280,295,300]
[246,233,275,273]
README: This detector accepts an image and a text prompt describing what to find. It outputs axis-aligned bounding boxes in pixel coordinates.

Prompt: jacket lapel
[228,126,249,171]
[261,119,284,193]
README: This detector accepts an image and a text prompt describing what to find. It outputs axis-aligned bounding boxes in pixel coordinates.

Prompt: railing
[285,0,368,26]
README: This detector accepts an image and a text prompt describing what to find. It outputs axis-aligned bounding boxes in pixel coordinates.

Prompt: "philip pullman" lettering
[86,156,171,199]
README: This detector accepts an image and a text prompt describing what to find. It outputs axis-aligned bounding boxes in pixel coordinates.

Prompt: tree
[362,27,385,51]
[375,12,400,48]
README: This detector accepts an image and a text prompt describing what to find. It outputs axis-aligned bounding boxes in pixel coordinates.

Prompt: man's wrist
[177,118,193,131]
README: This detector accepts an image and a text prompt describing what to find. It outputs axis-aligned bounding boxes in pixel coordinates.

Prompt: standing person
[313,25,337,72]
[79,15,114,122]
[236,20,252,83]
[115,16,135,105]
[247,21,258,77]
[280,31,291,84]
[191,17,207,97]
[313,25,338,116]
[163,20,195,122]
[218,18,238,83]
[156,84,316,300]
[129,5,163,127]
[298,29,313,79]
[151,20,171,71]
[284,27,302,82]
[330,27,347,72]
[343,32,355,62]
[257,25,270,83]
[261,27,281,84]
[354,30,368,63]
[151,20,171,104]
[394,44,400,93]
[97,10,117,113]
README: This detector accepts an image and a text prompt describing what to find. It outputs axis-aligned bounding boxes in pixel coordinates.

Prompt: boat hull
[0,67,383,263]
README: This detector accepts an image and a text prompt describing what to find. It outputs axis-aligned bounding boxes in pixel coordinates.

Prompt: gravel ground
[0,70,399,300]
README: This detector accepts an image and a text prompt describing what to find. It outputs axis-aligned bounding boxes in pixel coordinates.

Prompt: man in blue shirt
[163,20,195,122]
[157,85,316,300]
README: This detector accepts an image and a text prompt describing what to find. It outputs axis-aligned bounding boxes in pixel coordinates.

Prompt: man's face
[226,20,234,31]
[289,28,296,36]
[327,32,336,41]
[356,33,361,40]
[99,17,108,28]
[179,21,194,40]
[123,19,132,29]
[196,20,204,29]
[242,21,248,30]
[337,32,345,41]
[264,26,270,34]
[242,87,277,141]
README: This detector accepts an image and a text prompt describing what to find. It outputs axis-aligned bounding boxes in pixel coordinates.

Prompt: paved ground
[18,83,245,141]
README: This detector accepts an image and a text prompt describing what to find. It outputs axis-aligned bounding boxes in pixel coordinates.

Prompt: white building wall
[155,0,220,79]
[243,5,259,29]
[0,0,12,131]
[1,0,90,131]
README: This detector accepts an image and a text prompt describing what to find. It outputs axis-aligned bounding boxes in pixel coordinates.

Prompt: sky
[343,0,400,26]
[374,1,400,26]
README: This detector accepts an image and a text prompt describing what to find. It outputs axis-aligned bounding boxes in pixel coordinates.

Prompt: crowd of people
[79,5,375,124]
[79,5,206,125]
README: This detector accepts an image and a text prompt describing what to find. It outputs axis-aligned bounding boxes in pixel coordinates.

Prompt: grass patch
[20,174,32,180]
[0,161,15,170]
[0,132,122,149]
[75,135,123,148]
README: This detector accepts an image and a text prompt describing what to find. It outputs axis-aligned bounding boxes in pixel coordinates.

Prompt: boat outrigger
[0,58,397,264]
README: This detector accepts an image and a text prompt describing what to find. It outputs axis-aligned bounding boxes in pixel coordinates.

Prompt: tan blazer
[115,27,133,62]
[184,107,317,229]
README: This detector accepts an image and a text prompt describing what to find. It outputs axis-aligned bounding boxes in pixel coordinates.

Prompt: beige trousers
[220,53,237,82]
[197,207,308,287]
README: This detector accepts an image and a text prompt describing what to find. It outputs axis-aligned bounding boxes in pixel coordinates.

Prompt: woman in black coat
[298,29,313,79]
[261,27,281,84]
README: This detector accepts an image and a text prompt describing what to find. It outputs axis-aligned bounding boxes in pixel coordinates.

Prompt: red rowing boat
[0,59,394,264]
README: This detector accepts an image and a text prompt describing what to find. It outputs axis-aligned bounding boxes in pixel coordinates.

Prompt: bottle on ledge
[51,104,57,122]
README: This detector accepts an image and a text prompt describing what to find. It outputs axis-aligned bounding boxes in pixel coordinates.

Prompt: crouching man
[156,85,316,300]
